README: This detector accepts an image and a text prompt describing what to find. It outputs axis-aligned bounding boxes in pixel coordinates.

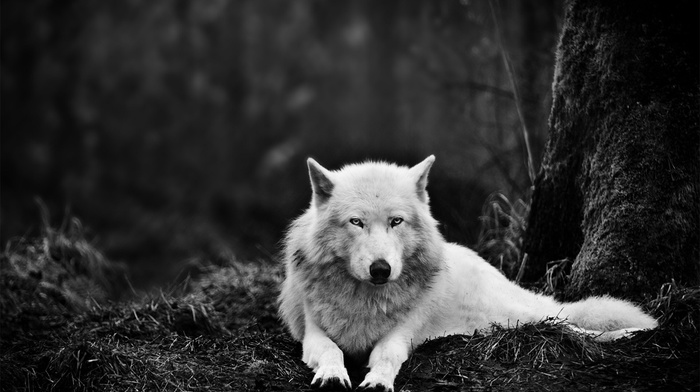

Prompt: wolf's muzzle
[369,259,391,285]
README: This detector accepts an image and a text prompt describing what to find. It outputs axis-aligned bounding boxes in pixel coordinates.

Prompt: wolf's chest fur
[304,272,423,356]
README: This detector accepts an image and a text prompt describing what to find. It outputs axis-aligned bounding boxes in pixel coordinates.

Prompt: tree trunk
[522,0,699,302]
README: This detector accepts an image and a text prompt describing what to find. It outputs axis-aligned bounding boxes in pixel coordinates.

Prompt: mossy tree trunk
[522,0,699,301]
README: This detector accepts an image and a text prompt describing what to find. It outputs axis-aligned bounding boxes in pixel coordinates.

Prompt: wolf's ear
[409,155,435,203]
[307,158,334,206]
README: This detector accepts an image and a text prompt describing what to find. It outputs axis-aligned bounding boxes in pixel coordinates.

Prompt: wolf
[278,156,657,391]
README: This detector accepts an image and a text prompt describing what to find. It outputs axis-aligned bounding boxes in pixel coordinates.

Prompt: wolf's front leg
[357,334,411,392]
[302,307,351,390]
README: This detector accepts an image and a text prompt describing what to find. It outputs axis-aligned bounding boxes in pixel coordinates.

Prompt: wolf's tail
[558,296,657,341]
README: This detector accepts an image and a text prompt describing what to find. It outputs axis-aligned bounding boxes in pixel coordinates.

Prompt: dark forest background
[1,0,563,286]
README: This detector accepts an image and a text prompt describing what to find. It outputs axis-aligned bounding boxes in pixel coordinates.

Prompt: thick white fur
[278,156,657,392]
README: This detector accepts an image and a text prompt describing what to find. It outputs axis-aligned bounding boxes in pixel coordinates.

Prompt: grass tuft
[1,207,128,316]
[477,192,530,281]
[648,281,700,329]
[187,260,285,332]
[473,319,605,367]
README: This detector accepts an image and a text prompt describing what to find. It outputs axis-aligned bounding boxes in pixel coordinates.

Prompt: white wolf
[278,156,657,391]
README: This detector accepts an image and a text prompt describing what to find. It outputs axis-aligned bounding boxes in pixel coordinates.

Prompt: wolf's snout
[369,259,391,285]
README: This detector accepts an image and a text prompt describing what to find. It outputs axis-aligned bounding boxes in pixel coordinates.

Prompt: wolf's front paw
[357,372,394,392]
[310,365,351,391]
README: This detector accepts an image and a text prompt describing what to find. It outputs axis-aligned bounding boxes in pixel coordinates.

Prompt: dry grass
[0,233,304,391]
[0,293,308,391]
[477,192,530,281]
[1,220,698,392]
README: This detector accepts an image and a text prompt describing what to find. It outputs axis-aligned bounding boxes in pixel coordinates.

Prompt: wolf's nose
[370,259,391,284]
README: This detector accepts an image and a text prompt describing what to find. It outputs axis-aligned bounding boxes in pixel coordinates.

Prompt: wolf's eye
[390,217,404,227]
[349,218,364,228]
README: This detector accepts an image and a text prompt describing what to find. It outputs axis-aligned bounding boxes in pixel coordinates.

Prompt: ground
[1,223,698,391]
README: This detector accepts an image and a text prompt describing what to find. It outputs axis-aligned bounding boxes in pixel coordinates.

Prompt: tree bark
[522,0,699,301]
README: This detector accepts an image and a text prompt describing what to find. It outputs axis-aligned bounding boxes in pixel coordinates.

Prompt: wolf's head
[304,156,441,286]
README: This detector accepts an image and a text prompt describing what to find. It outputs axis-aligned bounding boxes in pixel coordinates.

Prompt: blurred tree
[522,0,699,301]
[2,0,562,273]
[363,0,399,153]
[512,0,561,174]
[1,0,95,235]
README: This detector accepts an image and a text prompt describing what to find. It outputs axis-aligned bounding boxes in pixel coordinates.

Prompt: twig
[515,253,528,284]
